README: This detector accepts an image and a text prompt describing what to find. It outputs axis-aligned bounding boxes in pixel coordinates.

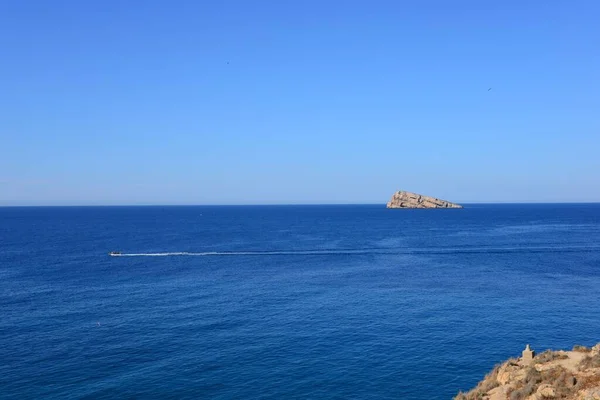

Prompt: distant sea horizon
[2,201,600,207]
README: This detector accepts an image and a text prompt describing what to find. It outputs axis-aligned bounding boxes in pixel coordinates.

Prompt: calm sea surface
[1,204,599,399]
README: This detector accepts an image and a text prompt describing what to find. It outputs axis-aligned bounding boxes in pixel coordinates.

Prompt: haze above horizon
[2,1,599,206]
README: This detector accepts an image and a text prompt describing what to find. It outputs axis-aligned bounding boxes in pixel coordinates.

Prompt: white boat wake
[108,244,600,257]
[111,250,375,256]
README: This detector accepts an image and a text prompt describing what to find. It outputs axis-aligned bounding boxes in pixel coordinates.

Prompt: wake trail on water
[115,250,380,257]
[111,244,600,257]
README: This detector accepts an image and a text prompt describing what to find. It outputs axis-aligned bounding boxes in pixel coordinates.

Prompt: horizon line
[1,201,600,208]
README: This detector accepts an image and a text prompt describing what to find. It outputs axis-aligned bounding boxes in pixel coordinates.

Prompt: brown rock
[537,383,556,398]
[386,190,462,209]
[578,388,600,400]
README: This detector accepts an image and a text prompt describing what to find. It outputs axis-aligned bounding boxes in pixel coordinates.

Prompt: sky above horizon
[1,1,599,205]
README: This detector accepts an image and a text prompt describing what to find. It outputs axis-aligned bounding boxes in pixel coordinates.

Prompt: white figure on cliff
[521,344,535,365]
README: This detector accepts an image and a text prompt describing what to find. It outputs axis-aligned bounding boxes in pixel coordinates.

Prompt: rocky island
[455,343,600,400]
[386,190,462,209]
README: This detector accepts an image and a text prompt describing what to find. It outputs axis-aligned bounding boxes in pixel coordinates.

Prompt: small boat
[109,251,122,256]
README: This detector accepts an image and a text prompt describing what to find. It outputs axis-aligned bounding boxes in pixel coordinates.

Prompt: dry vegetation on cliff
[455,344,600,400]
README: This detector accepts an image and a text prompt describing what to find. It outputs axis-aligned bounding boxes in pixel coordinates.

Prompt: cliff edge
[386,190,462,209]
[455,343,600,400]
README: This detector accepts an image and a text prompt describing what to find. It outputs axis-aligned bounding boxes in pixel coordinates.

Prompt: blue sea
[1,204,600,399]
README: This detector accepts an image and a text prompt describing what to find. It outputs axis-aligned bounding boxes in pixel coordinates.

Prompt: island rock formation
[455,343,600,400]
[386,190,462,209]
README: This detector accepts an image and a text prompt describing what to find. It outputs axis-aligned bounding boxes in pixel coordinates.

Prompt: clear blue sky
[1,0,599,205]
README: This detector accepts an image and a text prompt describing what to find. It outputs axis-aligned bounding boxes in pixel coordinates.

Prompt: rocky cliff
[455,344,600,400]
[386,190,462,209]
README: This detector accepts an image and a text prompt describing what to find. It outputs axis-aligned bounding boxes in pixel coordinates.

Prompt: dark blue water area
[1,204,600,399]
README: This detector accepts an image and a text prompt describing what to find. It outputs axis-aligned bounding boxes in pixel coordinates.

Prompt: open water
[1,204,599,399]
